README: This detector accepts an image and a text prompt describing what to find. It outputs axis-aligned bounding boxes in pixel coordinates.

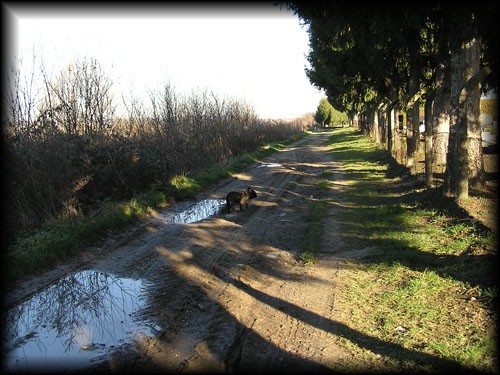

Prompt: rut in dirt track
[88,130,354,373]
[6,131,351,373]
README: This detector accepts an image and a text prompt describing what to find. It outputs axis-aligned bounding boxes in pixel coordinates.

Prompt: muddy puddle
[3,199,229,372]
[157,198,226,224]
[3,270,154,372]
[257,163,283,168]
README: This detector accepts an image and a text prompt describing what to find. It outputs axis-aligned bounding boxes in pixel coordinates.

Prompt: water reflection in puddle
[158,198,226,224]
[4,270,153,372]
[257,163,282,168]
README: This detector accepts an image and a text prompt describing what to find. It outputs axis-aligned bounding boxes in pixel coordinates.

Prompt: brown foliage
[4,70,305,239]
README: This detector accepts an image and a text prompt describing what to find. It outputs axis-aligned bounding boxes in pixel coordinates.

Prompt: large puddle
[3,199,229,371]
[3,270,154,372]
[157,198,226,224]
[3,198,228,371]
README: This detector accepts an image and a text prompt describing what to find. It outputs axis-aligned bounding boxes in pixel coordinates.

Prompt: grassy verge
[300,165,335,265]
[5,133,306,284]
[323,127,497,373]
[168,135,304,198]
[300,199,328,266]
[4,191,170,281]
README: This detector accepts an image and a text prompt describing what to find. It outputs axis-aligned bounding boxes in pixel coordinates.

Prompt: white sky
[6,3,324,119]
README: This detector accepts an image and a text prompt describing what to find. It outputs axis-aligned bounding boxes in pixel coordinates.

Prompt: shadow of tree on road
[224,276,476,374]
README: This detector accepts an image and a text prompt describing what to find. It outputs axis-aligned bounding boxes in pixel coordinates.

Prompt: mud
[3,131,356,373]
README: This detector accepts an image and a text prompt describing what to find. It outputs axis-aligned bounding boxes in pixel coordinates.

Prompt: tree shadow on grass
[363,238,497,292]
[336,150,497,291]
[225,276,478,374]
[337,191,497,292]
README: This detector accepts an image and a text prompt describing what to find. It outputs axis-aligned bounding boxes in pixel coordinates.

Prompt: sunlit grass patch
[6,190,169,281]
[318,179,331,191]
[300,198,328,266]
[299,250,316,266]
[327,127,497,372]
[339,260,496,371]
[170,173,202,198]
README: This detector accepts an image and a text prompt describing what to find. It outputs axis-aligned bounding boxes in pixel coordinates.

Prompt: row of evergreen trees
[289,1,498,200]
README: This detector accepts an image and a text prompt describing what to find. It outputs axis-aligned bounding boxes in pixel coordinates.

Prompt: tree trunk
[431,62,450,177]
[445,47,462,195]
[464,40,484,190]
[386,105,395,155]
[393,108,406,165]
[424,91,435,187]
[406,42,421,167]
[352,113,359,128]
[406,102,420,167]
[378,109,384,146]
[372,108,381,144]
[446,37,486,200]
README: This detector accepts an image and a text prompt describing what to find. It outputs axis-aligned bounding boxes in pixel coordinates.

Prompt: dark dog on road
[226,186,257,213]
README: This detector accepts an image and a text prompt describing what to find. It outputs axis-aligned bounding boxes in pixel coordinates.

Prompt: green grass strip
[169,134,305,198]
[300,199,328,266]
[5,190,168,282]
[326,127,497,372]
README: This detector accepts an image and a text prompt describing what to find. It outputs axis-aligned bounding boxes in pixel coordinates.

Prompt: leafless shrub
[3,56,40,140]
[37,58,115,136]
[4,60,305,239]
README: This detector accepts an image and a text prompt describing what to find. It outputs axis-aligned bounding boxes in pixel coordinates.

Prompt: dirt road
[6,131,357,372]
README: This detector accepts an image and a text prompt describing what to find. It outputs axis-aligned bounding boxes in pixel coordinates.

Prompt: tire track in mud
[215,132,351,372]
[6,132,349,373]
[125,131,347,373]
[129,139,309,372]
[85,135,310,372]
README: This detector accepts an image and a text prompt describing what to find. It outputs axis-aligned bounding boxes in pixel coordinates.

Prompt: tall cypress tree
[315,98,333,127]
[288,1,498,199]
